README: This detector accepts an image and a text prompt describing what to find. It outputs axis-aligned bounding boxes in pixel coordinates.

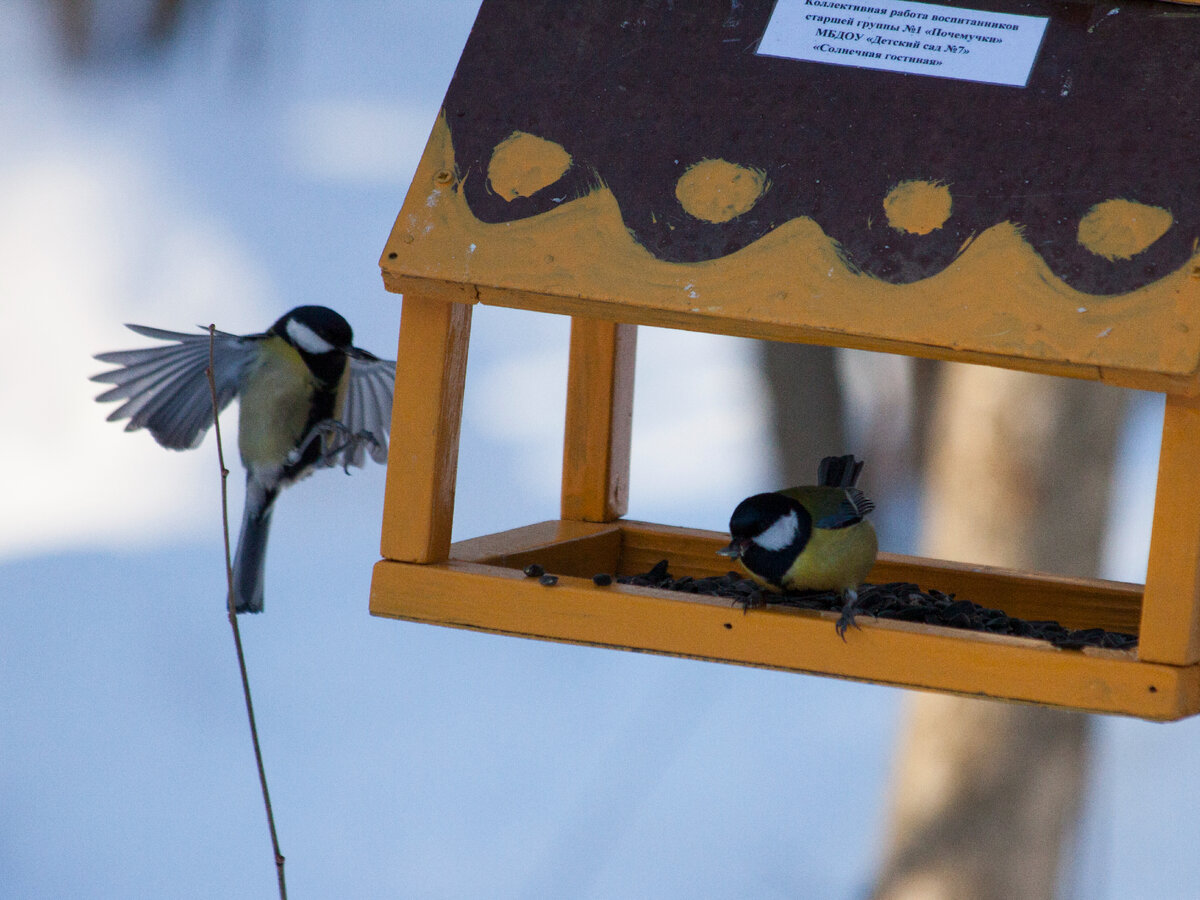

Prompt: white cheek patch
[286,318,336,354]
[754,509,799,552]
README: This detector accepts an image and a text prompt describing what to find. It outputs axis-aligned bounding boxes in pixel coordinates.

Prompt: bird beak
[717,538,747,559]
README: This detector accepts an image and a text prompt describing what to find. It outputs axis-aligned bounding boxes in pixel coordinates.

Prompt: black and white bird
[93,305,395,614]
[719,455,878,638]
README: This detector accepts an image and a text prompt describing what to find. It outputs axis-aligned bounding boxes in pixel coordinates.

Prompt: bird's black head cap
[729,492,796,539]
[272,306,354,385]
[273,306,353,349]
[729,492,813,587]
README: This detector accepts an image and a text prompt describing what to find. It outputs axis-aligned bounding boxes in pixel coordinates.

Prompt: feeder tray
[371,0,1200,720]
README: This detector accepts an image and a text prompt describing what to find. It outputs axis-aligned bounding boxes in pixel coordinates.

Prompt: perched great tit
[719,454,878,638]
[93,305,395,614]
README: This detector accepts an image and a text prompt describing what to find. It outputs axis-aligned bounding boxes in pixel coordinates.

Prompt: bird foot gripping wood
[835,588,863,641]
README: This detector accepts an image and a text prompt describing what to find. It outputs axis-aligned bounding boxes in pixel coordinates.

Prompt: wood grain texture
[369,519,1199,717]
[370,537,1199,720]
[379,295,472,563]
[561,318,636,522]
[451,519,1143,633]
[1141,393,1200,664]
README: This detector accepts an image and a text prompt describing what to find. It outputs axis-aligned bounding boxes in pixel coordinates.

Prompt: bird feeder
[370,0,1200,720]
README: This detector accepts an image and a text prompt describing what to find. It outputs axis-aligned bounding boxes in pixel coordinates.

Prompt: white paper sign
[758,0,1050,87]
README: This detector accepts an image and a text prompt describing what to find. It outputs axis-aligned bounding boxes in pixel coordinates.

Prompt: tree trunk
[870,364,1126,900]
[760,342,846,486]
[760,344,1128,900]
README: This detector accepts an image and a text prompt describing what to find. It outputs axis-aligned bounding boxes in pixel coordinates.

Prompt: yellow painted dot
[1077,199,1173,261]
[883,180,952,235]
[675,159,767,223]
[486,132,572,201]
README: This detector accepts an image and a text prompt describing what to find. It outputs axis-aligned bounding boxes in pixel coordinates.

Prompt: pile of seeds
[608,559,1138,651]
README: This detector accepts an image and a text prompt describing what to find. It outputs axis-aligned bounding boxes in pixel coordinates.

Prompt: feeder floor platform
[370,519,1200,720]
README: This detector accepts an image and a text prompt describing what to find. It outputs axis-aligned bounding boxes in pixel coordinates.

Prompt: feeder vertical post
[380,294,473,563]
[561,318,636,523]
[1140,392,1200,665]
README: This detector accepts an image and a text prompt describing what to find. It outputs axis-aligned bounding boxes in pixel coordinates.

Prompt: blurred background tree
[764,341,1126,899]
[51,0,189,59]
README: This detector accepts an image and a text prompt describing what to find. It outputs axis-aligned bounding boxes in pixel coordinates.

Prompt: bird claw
[291,420,379,472]
[834,610,860,641]
[732,594,766,614]
[835,589,862,641]
[331,430,380,473]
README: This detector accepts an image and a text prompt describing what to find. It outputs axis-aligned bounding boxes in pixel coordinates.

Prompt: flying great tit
[719,454,878,638]
[93,305,395,614]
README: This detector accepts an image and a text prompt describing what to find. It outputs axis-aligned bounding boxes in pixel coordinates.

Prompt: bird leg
[835,588,863,641]
[289,419,380,472]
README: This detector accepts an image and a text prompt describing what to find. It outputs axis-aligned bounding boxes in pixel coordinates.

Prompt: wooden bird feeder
[371,0,1200,720]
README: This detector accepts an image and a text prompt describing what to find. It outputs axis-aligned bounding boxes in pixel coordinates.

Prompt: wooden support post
[1140,392,1200,665]
[380,294,472,563]
[561,318,636,522]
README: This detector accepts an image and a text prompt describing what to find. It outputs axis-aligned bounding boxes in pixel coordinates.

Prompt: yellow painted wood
[867,556,1142,636]
[448,519,1143,635]
[1140,393,1200,664]
[449,518,617,564]
[380,116,1200,395]
[386,273,1200,395]
[455,519,624,576]
[371,63,1200,718]
[620,523,1142,635]
[370,554,1200,720]
[561,318,636,522]
[379,294,472,563]
[391,273,1200,395]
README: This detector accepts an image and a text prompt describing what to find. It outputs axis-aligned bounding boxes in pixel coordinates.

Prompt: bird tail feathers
[817,455,864,488]
[231,481,277,614]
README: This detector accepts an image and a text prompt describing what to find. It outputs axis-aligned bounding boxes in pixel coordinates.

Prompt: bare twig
[206,325,287,900]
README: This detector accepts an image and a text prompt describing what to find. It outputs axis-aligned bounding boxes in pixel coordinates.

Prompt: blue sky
[2,2,1199,897]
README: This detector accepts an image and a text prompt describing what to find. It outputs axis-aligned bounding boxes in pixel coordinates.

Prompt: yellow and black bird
[93,305,395,614]
[719,455,878,638]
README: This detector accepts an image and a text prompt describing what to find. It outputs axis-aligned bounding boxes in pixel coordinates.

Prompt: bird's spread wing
[92,324,260,450]
[780,485,874,529]
[837,486,875,522]
[331,348,396,469]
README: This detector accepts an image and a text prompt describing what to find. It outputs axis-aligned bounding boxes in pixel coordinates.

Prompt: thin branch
[206,325,288,900]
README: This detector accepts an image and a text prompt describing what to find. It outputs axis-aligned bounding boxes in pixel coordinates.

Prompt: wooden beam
[380,294,472,563]
[1140,392,1200,664]
[445,519,1144,634]
[561,318,636,522]
[454,519,623,575]
[384,274,1200,396]
[370,552,1199,720]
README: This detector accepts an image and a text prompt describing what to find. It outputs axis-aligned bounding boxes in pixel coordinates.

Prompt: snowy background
[2,2,1197,897]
